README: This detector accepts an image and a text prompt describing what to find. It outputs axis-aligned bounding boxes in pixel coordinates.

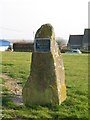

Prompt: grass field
[1,52,88,119]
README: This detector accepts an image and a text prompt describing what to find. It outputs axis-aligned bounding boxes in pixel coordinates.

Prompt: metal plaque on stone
[34,38,51,52]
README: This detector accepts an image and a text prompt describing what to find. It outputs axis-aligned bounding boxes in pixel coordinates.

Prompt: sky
[0,0,89,41]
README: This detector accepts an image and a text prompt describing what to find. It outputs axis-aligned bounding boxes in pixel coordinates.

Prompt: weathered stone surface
[35,24,53,38]
[22,24,66,105]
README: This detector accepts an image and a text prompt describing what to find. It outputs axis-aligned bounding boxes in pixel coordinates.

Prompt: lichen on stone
[35,23,54,38]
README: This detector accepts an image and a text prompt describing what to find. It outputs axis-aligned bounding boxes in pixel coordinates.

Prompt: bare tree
[56,37,67,49]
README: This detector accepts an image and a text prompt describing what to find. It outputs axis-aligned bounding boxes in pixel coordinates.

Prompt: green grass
[2,52,32,86]
[0,78,5,84]
[1,52,88,119]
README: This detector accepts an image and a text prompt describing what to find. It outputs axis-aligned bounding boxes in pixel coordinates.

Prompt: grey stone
[22,24,66,105]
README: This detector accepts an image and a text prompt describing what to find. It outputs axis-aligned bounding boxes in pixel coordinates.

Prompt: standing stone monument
[22,24,66,105]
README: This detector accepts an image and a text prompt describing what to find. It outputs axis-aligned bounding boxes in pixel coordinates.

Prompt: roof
[68,35,83,45]
[0,39,10,46]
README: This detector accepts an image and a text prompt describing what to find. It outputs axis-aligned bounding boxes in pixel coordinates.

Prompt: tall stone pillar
[22,24,66,105]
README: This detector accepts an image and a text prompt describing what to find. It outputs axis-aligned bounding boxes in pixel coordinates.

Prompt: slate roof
[68,29,90,49]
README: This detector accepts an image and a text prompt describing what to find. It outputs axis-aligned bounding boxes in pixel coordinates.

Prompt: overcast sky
[0,0,89,40]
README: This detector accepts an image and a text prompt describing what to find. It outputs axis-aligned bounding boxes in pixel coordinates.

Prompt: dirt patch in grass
[1,74,23,105]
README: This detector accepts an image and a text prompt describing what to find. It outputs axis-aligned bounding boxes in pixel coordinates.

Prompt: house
[67,29,90,50]
[82,29,90,50]
[67,35,83,49]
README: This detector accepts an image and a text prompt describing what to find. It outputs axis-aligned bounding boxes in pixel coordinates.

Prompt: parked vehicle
[65,49,82,54]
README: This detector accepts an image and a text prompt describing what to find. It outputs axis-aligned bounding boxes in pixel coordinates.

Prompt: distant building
[13,42,34,52]
[82,29,90,50]
[0,39,10,51]
[67,29,90,50]
[67,35,83,49]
